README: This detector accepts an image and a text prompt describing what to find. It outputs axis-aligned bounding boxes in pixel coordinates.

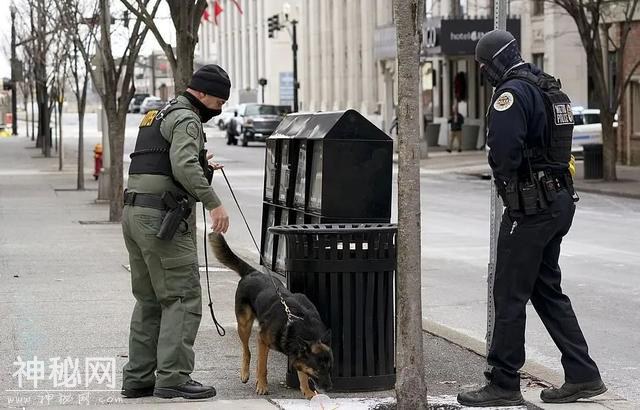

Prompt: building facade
[197,0,300,107]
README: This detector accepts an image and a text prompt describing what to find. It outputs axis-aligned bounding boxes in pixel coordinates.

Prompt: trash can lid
[269,223,397,235]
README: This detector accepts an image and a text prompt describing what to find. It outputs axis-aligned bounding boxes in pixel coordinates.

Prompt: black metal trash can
[269,223,397,392]
[583,143,604,180]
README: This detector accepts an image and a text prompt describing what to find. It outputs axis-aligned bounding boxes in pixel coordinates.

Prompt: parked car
[139,96,165,114]
[214,106,237,130]
[128,93,150,113]
[571,107,618,156]
[226,103,284,146]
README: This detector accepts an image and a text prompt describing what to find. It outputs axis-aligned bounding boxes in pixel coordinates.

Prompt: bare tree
[62,0,159,221]
[551,0,640,180]
[393,0,427,409]
[120,0,208,93]
[16,0,69,158]
[56,0,99,190]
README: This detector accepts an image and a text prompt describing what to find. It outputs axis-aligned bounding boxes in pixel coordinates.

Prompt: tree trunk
[77,110,85,190]
[393,1,427,409]
[23,90,30,139]
[58,100,64,170]
[600,109,617,180]
[107,112,126,222]
[174,38,195,94]
[30,83,35,142]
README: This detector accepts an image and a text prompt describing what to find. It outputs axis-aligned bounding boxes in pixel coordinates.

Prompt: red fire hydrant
[93,143,103,181]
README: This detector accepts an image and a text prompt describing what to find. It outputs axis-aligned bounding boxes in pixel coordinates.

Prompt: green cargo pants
[121,204,202,389]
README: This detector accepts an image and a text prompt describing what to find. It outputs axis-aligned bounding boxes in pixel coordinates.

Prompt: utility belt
[497,171,578,215]
[123,189,192,240]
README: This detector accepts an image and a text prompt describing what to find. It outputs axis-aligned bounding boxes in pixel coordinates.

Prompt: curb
[571,186,640,200]
[421,318,629,409]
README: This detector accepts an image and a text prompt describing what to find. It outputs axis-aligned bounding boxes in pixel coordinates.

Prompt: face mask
[200,108,221,123]
[181,91,221,123]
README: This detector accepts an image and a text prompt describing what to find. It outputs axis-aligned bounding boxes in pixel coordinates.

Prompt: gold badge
[493,92,514,112]
[139,110,158,127]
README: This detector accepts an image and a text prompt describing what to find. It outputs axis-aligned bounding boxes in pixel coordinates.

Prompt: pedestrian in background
[120,64,231,400]
[447,103,464,153]
[457,30,606,407]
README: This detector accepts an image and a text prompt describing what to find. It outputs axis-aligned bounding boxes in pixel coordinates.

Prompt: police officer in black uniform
[457,30,607,407]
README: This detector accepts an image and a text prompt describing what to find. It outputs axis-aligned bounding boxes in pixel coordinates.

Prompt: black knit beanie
[189,64,231,100]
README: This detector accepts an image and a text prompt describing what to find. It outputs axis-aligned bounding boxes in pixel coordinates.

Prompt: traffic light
[1,78,13,91]
[267,14,280,38]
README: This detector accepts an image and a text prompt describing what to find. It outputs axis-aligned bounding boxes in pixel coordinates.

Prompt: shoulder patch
[553,103,574,125]
[186,121,200,139]
[493,91,514,112]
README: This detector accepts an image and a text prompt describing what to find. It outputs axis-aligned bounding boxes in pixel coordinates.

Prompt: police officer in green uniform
[120,65,231,400]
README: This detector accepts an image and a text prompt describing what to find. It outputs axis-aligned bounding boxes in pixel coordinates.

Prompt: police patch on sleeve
[553,103,574,125]
[186,121,200,139]
[493,91,514,112]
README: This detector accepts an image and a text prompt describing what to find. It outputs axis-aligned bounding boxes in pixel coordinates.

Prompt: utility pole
[486,0,508,366]
[10,4,18,136]
[291,19,298,112]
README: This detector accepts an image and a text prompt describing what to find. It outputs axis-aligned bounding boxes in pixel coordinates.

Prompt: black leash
[219,168,302,324]
[203,203,226,337]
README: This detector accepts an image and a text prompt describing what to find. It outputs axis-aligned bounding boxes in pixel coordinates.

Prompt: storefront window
[532,0,544,15]
[533,53,544,71]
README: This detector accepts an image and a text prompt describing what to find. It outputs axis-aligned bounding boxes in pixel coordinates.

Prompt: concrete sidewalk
[0,135,626,409]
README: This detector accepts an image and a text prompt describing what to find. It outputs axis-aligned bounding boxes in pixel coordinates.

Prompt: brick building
[619,21,640,165]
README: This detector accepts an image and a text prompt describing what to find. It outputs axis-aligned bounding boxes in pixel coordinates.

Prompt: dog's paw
[240,368,250,383]
[301,388,316,400]
[255,380,269,395]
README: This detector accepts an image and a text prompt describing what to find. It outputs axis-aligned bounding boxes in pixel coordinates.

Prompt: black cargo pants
[486,189,601,391]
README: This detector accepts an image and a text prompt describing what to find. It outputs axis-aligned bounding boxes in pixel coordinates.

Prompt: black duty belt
[123,190,166,210]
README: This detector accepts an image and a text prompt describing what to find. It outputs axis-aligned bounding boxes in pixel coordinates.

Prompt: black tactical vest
[501,70,574,173]
[129,100,204,178]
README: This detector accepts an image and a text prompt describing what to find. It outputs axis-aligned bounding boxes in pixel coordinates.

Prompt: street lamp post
[268,3,300,112]
[10,4,18,136]
[291,18,299,112]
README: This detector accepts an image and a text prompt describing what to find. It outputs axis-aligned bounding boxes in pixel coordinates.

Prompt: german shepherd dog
[209,233,333,399]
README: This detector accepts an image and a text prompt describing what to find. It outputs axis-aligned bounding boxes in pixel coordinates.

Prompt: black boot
[154,379,216,399]
[457,384,524,407]
[540,379,607,403]
[121,386,155,398]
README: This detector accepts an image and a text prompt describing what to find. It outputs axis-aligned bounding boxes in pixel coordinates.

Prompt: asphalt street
[48,112,640,403]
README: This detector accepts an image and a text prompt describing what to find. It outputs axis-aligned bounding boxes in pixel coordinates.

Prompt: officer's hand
[210,162,224,170]
[568,155,576,177]
[209,205,229,234]
[207,152,214,161]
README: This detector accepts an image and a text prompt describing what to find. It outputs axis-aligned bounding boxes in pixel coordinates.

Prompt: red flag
[202,6,211,22]
[214,0,224,24]
[230,0,243,15]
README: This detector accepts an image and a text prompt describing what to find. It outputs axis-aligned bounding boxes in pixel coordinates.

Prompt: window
[632,82,640,135]
[532,53,544,71]
[584,113,601,124]
[245,105,279,116]
[532,0,544,15]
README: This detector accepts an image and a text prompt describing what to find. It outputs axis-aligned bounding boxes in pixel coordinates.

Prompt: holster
[156,192,191,240]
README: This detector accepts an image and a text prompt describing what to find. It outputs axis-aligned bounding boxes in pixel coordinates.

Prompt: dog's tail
[208,232,256,278]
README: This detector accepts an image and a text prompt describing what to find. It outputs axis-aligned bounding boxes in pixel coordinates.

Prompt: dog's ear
[321,329,332,345]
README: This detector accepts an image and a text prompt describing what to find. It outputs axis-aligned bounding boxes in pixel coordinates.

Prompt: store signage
[440,19,520,55]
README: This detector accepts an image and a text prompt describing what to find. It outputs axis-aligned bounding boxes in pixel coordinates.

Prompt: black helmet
[475,30,523,87]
